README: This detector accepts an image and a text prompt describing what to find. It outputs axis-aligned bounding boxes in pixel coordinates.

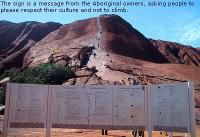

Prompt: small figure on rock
[93,52,96,58]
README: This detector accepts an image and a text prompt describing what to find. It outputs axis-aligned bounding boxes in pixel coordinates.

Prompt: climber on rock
[94,52,96,58]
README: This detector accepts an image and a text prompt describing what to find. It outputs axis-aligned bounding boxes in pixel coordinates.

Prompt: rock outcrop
[23,17,98,67]
[0,21,62,74]
[150,39,200,66]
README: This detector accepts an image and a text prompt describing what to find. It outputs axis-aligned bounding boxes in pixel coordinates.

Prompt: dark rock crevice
[105,64,186,83]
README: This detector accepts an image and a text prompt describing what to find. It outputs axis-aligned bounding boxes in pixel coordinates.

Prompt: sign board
[84,85,113,128]
[112,85,146,130]
[51,85,146,129]
[4,84,49,129]
[151,83,190,132]
[51,85,87,128]
[3,82,196,137]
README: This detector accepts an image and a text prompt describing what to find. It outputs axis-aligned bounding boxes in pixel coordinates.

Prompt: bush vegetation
[10,63,74,85]
[0,63,74,105]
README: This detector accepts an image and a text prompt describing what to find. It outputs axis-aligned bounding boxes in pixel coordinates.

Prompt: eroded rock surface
[0,21,62,74]
[150,39,200,66]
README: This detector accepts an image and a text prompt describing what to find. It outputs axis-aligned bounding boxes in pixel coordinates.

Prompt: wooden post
[3,83,11,137]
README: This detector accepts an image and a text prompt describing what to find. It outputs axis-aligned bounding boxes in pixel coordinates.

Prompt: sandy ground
[1,116,200,137]
[0,126,198,137]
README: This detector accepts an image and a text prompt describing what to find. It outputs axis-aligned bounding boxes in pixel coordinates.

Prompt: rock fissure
[105,64,186,83]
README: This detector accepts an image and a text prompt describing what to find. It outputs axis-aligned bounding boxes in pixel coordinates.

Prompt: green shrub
[11,63,74,85]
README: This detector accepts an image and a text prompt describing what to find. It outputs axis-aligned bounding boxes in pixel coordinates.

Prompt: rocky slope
[197,48,200,52]
[0,21,62,74]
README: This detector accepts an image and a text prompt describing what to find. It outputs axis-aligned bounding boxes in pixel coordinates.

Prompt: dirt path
[3,128,200,137]
[1,116,200,137]
[87,16,109,76]
[97,16,102,48]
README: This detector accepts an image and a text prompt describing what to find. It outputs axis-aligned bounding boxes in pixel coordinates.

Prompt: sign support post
[46,85,52,137]
[147,85,152,137]
[188,82,196,137]
[3,83,11,137]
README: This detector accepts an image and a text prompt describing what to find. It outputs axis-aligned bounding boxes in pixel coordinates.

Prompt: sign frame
[3,82,196,137]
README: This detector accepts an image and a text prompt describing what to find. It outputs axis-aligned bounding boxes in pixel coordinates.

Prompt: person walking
[101,129,108,135]
[94,52,96,58]
[132,130,137,137]
[138,130,144,137]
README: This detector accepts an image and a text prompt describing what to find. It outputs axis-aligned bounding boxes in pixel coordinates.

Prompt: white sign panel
[151,82,190,132]
[51,85,113,129]
[51,85,87,128]
[84,85,113,128]
[113,85,146,130]
[8,83,49,128]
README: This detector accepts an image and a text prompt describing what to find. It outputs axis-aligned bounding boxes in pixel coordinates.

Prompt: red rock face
[150,39,200,66]
[23,17,98,67]
[0,21,62,74]
[100,15,169,63]
[24,15,174,68]
[197,48,200,53]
